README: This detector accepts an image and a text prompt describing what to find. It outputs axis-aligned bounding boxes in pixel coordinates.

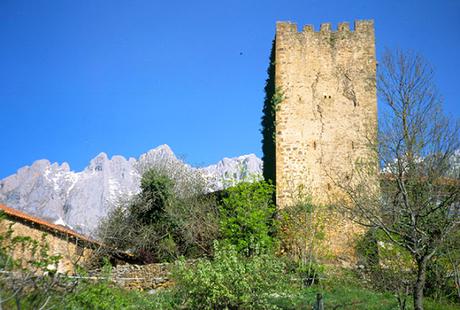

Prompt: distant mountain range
[0,145,262,236]
[2,145,457,238]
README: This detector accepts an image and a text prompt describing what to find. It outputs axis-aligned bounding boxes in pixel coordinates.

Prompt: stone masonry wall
[274,20,378,261]
[111,263,173,291]
[0,218,94,274]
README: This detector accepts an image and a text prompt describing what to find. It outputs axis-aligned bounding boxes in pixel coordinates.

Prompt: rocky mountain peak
[87,152,109,172]
[0,145,263,237]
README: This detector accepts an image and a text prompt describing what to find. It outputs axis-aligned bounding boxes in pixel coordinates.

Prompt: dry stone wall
[111,263,173,291]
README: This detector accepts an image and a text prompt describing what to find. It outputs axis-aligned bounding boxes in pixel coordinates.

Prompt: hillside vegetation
[1,170,459,309]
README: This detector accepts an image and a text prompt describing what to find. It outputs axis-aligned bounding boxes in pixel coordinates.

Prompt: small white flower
[46,264,57,271]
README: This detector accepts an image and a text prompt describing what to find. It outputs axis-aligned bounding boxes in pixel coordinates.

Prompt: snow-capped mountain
[0,145,262,236]
[201,154,262,191]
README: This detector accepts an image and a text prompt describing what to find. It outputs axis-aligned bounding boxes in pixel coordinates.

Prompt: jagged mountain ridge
[0,145,262,236]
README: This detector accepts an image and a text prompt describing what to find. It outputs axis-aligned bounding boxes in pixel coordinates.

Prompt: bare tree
[97,162,220,263]
[336,49,459,310]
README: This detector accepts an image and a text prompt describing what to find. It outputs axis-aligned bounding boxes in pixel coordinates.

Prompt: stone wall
[111,263,173,291]
[274,20,378,261]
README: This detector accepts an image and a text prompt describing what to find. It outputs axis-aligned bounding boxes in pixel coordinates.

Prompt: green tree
[261,40,284,184]
[137,169,175,224]
[219,180,276,255]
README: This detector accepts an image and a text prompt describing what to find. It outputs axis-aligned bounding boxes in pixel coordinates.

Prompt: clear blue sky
[1,0,459,178]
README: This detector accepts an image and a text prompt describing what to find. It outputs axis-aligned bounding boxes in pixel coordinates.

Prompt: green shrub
[172,242,287,309]
[219,180,276,255]
[277,198,327,286]
[65,281,130,310]
[137,169,175,224]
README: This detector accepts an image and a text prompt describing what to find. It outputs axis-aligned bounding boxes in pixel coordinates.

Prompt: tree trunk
[413,257,427,310]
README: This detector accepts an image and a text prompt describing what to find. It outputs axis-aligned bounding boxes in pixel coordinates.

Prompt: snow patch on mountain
[200,154,263,191]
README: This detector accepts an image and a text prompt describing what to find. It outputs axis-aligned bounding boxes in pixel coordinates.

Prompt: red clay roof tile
[0,204,98,245]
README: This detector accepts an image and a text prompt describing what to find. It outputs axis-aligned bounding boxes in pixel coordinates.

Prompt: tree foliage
[261,40,284,184]
[137,169,175,224]
[172,242,287,309]
[219,180,276,255]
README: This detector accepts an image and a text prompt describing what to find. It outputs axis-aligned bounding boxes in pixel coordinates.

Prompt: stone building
[0,204,113,273]
[273,20,378,261]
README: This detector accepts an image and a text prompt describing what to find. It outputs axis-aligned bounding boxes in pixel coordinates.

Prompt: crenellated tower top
[276,20,374,34]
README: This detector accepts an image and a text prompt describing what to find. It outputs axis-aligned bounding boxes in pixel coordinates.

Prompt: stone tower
[274,20,377,260]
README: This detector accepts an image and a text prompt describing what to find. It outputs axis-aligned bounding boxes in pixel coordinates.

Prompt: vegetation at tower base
[334,49,460,310]
[425,229,460,302]
[277,196,328,286]
[355,228,416,309]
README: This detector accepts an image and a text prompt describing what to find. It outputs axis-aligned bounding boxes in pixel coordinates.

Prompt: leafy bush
[172,242,287,309]
[65,281,134,310]
[219,180,276,255]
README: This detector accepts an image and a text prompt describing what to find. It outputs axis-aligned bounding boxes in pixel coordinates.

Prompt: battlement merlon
[276,20,374,35]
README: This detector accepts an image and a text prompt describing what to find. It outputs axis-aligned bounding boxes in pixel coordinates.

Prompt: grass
[1,266,459,309]
[269,285,398,309]
[268,284,459,310]
[262,266,459,310]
